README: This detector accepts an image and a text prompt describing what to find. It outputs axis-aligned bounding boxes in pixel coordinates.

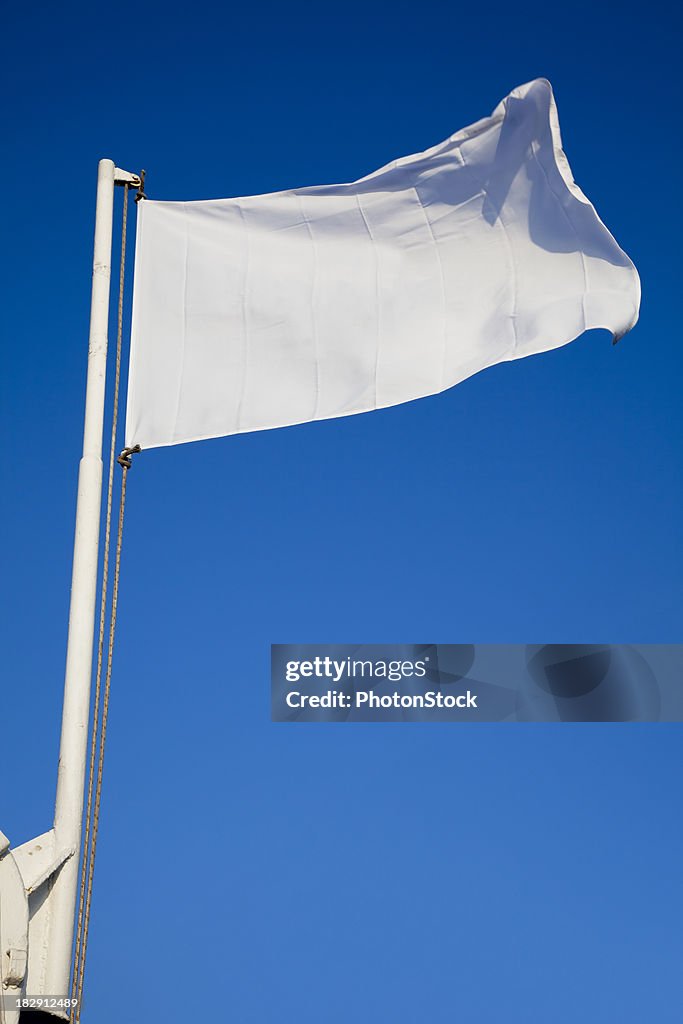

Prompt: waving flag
[125,79,639,450]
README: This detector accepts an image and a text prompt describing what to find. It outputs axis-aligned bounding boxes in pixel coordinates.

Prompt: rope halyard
[70,181,140,1022]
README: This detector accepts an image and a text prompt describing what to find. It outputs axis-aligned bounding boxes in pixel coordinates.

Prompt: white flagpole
[46,159,138,998]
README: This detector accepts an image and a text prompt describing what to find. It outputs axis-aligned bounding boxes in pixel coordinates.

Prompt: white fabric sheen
[125,79,640,450]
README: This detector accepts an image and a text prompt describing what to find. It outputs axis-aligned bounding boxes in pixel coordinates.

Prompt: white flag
[125,79,639,450]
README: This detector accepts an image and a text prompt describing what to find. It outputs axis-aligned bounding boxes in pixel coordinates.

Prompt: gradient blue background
[2,2,682,1020]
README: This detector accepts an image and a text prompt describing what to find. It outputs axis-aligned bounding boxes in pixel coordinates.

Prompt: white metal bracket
[114,167,141,187]
[12,830,75,894]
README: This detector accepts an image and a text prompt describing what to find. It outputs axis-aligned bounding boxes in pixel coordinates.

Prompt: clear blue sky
[2,1,682,1021]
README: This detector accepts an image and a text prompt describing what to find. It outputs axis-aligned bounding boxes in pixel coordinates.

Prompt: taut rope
[70,182,141,1022]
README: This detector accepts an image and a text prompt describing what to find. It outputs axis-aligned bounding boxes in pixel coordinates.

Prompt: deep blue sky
[2,1,682,1021]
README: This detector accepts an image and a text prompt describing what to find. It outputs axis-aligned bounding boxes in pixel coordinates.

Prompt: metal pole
[46,159,116,998]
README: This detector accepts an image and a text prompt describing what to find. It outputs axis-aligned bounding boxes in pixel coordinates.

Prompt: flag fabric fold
[124,79,640,450]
